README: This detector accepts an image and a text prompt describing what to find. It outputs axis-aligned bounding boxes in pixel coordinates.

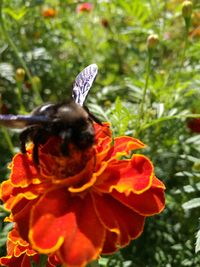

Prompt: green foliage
[0,0,200,266]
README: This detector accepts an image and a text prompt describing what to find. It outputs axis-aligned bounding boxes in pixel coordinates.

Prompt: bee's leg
[33,141,39,165]
[32,128,46,165]
[60,130,72,156]
[19,126,36,154]
[83,106,102,125]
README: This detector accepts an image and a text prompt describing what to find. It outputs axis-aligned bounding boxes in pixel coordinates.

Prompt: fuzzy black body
[0,64,100,164]
[19,100,98,164]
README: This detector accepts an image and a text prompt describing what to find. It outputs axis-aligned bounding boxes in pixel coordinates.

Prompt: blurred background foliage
[0,0,200,266]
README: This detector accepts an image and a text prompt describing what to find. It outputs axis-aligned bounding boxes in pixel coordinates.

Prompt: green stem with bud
[0,0,42,106]
[136,50,152,136]
[17,81,26,114]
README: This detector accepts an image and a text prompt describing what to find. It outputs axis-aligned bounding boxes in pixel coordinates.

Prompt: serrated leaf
[182,198,200,210]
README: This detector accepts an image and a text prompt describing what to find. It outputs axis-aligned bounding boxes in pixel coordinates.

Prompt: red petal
[107,137,145,160]
[96,155,154,194]
[13,199,37,241]
[101,230,119,254]
[92,193,145,249]
[95,136,113,164]
[30,189,105,267]
[94,122,111,140]
[10,154,40,187]
[0,180,13,203]
[112,186,165,216]
[151,175,166,189]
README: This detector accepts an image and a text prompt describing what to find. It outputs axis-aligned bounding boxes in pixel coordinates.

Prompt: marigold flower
[0,123,165,267]
[76,3,93,13]
[42,8,57,18]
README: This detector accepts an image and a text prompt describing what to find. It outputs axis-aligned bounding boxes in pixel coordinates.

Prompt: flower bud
[193,162,200,171]
[182,1,193,19]
[147,34,159,50]
[31,76,41,90]
[15,68,25,82]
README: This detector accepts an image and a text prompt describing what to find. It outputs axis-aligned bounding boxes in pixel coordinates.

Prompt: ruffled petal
[112,186,165,216]
[10,154,40,187]
[0,227,39,267]
[95,155,154,195]
[92,193,145,249]
[29,189,105,267]
[106,136,145,160]
[101,230,119,254]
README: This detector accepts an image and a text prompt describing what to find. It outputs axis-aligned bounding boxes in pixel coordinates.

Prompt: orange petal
[0,180,13,203]
[92,193,145,249]
[94,122,111,140]
[151,175,166,189]
[10,154,40,187]
[29,189,105,267]
[95,155,154,195]
[101,230,119,254]
[107,136,145,159]
[112,186,165,216]
[13,199,37,241]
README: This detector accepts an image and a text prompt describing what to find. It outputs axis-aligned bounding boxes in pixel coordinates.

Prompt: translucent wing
[72,64,98,106]
[0,114,50,129]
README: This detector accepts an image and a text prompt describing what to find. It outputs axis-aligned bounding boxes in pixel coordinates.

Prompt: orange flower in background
[189,26,200,39]
[0,123,165,267]
[42,8,57,18]
[76,3,93,13]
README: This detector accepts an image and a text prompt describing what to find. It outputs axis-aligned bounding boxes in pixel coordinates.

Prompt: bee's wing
[72,64,98,106]
[0,114,50,129]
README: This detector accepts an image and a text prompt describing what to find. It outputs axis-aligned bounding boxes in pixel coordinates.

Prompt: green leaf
[196,229,200,253]
[182,198,200,210]
[3,7,27,20]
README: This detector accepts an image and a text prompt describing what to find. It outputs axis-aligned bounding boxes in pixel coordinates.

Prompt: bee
[0,64,101,164]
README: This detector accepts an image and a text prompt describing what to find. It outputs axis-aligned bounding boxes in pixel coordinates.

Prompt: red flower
[76,3,93,13]
[187,118,200,133]
[0,123,165,267]
[42,8,57,18]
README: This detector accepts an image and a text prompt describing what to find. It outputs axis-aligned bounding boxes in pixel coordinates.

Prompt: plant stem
[38,255,48,267]
[1,127,14,154]
[0,0,42,105]
[174,20,189,84]
[136,51,152,136]
[17,81,26,113]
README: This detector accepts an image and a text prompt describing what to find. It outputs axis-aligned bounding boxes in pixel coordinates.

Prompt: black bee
[0,64,101,164]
